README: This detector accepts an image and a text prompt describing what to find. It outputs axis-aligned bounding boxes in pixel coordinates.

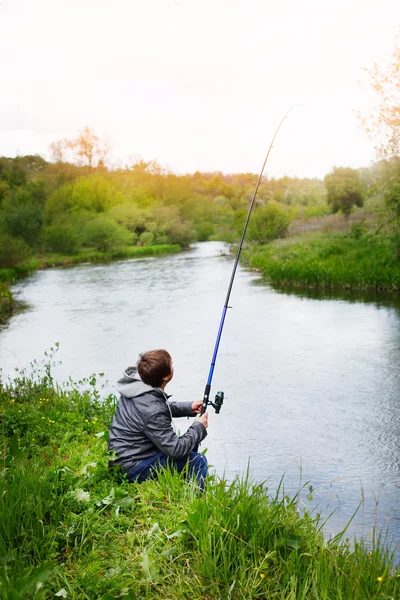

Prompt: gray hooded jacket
[108,366,207,470]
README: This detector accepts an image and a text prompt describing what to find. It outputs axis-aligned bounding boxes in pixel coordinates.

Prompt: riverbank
[0,244,180,324]
[1,355,399,599]
[245,232,400,292]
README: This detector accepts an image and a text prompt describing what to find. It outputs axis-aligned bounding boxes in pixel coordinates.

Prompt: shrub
[82,216,133,252]
[247,202,291,244]
[41,225,81,254]
[0,233,32,268]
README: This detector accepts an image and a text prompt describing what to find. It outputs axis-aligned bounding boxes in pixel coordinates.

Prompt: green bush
[82,216,133,252]
[0,233,32,268]
[41,225,81,254]
[1,188,44,248]
[247,202,291,243]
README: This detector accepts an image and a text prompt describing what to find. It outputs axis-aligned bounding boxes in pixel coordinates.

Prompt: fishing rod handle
[200,384,211,416]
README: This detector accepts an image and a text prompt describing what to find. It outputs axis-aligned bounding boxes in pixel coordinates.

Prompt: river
[1,241,400,557]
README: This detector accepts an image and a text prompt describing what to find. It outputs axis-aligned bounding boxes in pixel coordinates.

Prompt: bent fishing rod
[200,105,304,416]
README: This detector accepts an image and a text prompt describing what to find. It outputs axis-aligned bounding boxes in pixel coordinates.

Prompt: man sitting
[108,349,209,490]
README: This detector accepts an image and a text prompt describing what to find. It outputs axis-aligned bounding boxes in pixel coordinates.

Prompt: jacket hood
[116,366,166,399]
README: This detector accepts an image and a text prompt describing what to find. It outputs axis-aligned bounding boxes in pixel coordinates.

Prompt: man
[108,349,209,490]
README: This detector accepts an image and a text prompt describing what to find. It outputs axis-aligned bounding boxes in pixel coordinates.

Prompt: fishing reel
[207,391,224,414]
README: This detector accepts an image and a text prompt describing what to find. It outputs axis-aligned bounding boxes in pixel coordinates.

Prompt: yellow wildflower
[85,419,88,423]
[377,576,383,582]
[260,573,265,579]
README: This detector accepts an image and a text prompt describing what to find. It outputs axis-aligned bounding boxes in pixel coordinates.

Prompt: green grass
[245,232,400,292]
[27,244,181,270]
[0,349,399,598]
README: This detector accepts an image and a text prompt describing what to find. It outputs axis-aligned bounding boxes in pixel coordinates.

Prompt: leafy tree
[195,221,215,241]
[0,159,12,183]
[0,233,32,267]
[82,216,132,252]
[1,188,43,247]
[360,39,400,255]
[9,162,27,187]
[324,167,364,216]
[45,176,123,224]
[41,225,80,254]
[0,181,10,204]
[246,202,291,243]
[374,157,400,256]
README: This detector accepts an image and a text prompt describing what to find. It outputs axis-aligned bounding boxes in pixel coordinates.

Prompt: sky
[0,0,399,178]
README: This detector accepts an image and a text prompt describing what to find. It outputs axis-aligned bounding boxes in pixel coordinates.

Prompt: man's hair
[137,349,172,388]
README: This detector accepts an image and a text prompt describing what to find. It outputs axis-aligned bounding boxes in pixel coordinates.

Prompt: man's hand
[191,400,203,414]
[195,412,208,428]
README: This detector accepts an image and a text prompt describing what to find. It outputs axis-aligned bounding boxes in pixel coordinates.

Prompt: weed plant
[1,349,399,598]
[246,233,400,292]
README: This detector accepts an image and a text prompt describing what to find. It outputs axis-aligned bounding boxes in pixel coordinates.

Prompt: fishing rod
[200,105,304,416]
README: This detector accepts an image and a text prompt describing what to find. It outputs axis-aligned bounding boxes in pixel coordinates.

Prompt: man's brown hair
[137,349,172,388]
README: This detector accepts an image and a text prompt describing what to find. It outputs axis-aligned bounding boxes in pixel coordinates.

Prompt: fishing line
[200,104,305,416]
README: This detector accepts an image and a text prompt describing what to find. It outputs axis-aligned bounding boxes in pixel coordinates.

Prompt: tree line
[1,38,399,268]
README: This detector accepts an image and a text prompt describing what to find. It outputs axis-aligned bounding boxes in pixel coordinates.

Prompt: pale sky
[1,0,399,178]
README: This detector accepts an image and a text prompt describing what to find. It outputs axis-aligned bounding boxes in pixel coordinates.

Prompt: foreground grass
[245,233,400,292]
[0,244,180,323]
[1,352,399,598]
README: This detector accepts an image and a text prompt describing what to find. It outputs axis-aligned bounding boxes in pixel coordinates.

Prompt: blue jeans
[126,451,208,491]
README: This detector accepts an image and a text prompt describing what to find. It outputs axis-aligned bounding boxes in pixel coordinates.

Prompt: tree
[1,188,44,247]
[50,127,111,169]
[0,233,32,267]
[82,216,132,252]
[360,38,400,254]
[41,225,80,254]
[246,202,291,244]
[324,167,364,216]
[360,38,400,157]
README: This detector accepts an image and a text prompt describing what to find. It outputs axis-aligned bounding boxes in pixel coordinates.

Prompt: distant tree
[374,157,400,256]
[72,127,110,169]
[360,38,400,157]
[1,188,43,247]
[246,203,291,243]
[49,139,69,164]
[82,216,132,252]
[0,233,33,267]
[41,225,80,254]
[0,181,10,204]
[0,159,12,183]
[324,167,364,216]
[50,127,111,169]
[359,37,400,255]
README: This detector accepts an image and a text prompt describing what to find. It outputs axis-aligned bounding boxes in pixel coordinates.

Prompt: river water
[1,242,400,556]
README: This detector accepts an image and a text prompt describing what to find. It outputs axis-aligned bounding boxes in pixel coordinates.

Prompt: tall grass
[245,233,400,292]
[1,351,399,598]
[28,244,181,270]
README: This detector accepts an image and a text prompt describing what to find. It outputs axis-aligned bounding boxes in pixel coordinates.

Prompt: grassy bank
[0,244,180,324]
[1,353,399,599]
[27,244,181,270]
[245,233,400,292]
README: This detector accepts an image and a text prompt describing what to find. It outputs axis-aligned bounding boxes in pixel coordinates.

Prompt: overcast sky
[1,0,399,178]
